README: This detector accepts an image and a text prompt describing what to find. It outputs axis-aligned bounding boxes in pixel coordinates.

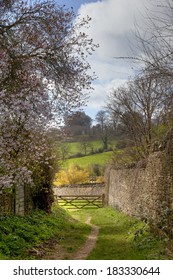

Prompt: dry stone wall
[106,130,173,224]
[54,183,105,197]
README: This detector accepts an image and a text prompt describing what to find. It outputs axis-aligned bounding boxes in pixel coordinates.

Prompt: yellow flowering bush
[54,165,90,186]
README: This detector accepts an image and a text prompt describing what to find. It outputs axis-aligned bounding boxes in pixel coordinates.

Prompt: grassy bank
[0,206,90,260]
[71,207,172,260]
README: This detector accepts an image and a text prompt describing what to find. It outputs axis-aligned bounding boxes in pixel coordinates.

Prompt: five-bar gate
[55,194,105,209]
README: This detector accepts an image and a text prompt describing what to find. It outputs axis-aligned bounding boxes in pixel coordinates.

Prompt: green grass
[70,207,172,260]
[0,206,90,260]
[63,140,116,157]
[66,142,82,155]
[67,141,102,155]
[64,151,113,168]
[2,206,171,260]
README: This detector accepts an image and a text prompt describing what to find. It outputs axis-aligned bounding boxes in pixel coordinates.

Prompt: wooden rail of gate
[54,194,105,209]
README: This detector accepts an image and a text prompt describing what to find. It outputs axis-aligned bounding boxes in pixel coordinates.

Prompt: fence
[55,194,105,209]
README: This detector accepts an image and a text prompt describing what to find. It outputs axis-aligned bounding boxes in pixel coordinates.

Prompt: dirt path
[43,216,99,260]
[72,216,99,260]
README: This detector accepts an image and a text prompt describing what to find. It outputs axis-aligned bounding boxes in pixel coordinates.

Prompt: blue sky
[56,0,99,12]
[55,1,149,121]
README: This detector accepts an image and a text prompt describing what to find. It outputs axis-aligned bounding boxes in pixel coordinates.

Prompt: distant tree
[64,111,92,136]
[78,136,93,155]
[59,142,70,161]
[107,74,165,157]
[95,110,111,150]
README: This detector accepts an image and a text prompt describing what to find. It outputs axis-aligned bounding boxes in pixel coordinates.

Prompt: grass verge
[70,207,173,260]
[0,205,90,260]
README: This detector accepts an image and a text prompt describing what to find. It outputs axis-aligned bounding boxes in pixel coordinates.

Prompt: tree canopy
[64,111,92,136]
[0,0,96,210]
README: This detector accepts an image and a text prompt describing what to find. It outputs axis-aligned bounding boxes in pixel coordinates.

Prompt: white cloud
[79,0,147,57]
[84,78,126,120]
[78,0,148,116]
[88,79,126,109]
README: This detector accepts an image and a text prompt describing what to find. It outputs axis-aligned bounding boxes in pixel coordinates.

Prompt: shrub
[111,147,141,169]
[89,164,103,177]
[31,146,57,213]
[97,147,104,153]
[54,165,90,186]
[96,176,105,183]
[31,162,55,213]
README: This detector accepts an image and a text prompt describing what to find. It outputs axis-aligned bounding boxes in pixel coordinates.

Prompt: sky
[56,0,99,12]
[56,0,149,121]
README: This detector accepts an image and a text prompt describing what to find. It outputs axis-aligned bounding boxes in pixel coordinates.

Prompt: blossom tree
[0,0,97,212]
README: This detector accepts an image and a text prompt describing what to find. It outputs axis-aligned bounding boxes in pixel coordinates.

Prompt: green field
[62,140,116,157]
[67,140,104,156]
[63,151,113,168]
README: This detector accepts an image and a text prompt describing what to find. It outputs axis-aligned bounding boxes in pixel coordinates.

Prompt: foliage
[54,165,90,186]
[151,123,172,143]
[64,111,92,136]
[0,0,96,210]
[54,161,106,186]
[53,139,113,186]
[31,162,54,212]
[0,207,90,260]
[88,164,104,177]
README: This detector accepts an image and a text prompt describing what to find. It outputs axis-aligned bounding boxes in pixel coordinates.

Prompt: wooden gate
[55,194,104,209]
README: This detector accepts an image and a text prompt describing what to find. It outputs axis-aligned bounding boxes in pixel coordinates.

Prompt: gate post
[15,184,25,216]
